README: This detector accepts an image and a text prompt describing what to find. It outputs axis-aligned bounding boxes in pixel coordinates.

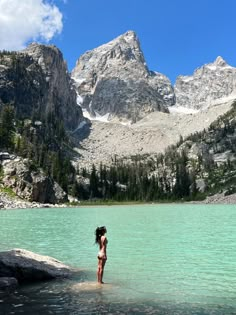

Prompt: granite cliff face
[175,56,236,109]
[72,31,175,122]
[0,43,84,131]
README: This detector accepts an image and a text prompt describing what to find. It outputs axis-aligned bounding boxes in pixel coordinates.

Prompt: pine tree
[0,105,15,150]
[173,152,191,198]
[89,164,100,199]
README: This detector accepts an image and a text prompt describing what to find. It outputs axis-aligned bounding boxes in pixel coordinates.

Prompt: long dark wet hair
[95,226,106,244]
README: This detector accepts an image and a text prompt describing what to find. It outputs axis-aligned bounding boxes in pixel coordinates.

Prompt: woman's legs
[97,258,106,283]
[97,258,103,283]
[101,259,106,283]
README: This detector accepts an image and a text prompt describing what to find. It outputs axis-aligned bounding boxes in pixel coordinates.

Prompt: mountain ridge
[1,33,236,204]
[175,55,236,110]
[71,30,236,124]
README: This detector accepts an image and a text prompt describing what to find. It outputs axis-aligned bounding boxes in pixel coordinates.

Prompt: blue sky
[1,0,236,83]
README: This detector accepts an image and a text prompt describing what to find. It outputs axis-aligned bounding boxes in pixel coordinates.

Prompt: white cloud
[0,0,63,51]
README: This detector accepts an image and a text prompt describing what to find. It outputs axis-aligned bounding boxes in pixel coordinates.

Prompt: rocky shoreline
[0,192,67,210]
[1,190,236,210]
[199,192,236,204]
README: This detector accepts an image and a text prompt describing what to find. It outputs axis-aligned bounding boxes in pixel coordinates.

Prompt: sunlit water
[0,204,236,314]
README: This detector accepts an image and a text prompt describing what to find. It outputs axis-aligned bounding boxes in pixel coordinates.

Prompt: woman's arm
[101,236,107,256]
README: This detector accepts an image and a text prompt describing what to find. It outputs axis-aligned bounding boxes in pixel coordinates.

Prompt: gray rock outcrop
[0,44,84,132]
[0,249,72,283]
[2,157,67,204]
[175,56,236,109]
[72,31,175,122]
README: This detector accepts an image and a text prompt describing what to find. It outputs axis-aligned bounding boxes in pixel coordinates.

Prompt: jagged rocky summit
[72,31,236,122]
[72,31,175,123]
[0,43,84,131]
[175,56,236,109]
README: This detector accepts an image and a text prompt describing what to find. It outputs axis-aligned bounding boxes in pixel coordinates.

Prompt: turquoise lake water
[0,204,236,314]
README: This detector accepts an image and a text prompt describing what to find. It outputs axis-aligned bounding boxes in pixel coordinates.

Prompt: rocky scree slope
[74,100,234,169]
[72,31,175,123]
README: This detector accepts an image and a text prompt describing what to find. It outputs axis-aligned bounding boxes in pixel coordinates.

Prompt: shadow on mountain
[69,120,92,161]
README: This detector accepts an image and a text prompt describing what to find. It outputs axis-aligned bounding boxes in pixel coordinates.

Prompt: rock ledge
[0,249,72,285]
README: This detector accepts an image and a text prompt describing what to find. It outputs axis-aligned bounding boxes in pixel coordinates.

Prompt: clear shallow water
[0,204,236,314]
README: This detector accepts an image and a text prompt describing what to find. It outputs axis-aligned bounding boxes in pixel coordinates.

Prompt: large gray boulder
[72,30,175,123]
[0,249,72,283]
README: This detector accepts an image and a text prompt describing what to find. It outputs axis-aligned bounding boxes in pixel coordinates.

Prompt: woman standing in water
[95,226,108,284]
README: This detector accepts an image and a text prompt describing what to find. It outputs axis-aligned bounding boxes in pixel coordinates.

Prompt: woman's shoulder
[101,235,107,243]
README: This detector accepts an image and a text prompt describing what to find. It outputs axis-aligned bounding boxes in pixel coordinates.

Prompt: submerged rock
[0,277,18,291]
[0,249,72,284]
